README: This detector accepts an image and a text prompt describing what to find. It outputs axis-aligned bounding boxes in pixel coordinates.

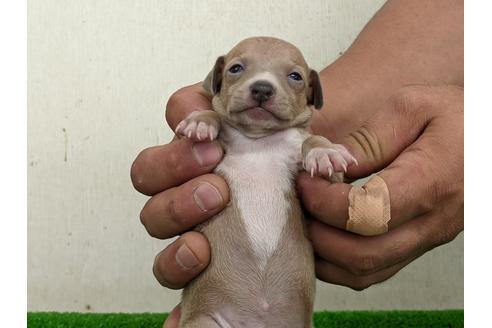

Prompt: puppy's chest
[215,127,304,268]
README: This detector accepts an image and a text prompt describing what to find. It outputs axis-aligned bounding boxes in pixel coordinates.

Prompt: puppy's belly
[217,150,295,270]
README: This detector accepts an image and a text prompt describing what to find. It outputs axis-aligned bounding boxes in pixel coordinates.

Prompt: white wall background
[27,0,463,313]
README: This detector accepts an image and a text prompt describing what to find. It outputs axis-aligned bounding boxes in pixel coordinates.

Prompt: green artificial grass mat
[28,310,463,328]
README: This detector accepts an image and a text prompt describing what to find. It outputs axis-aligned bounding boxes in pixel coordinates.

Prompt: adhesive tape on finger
[346,175,391,236]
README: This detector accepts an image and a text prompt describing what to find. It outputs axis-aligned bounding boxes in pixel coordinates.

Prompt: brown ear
[308,70,323,109]
[203,56,225,96]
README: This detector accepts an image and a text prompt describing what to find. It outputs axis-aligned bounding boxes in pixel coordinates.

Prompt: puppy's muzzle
[250,81,275,102]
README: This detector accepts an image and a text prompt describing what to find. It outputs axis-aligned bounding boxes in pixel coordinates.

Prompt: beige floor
[27,0,463,312]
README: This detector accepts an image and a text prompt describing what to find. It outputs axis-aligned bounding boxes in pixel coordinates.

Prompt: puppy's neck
[221,118,279,139]
[219,122,301,149]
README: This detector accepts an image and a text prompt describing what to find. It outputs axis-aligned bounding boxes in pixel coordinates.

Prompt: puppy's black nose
[250,81,275,102]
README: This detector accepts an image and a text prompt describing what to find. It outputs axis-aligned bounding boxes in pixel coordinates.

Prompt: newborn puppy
[175,37,356,328]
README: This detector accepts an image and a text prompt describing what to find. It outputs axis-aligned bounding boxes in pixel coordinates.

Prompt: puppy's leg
[175,110,221,142]
[302,135,358,183]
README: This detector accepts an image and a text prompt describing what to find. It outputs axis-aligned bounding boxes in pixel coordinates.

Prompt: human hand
[297,85,463,290]
[130,84,230,327]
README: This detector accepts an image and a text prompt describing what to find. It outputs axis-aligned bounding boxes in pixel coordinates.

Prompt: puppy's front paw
[303,144,358,180]
[175,111,220,142]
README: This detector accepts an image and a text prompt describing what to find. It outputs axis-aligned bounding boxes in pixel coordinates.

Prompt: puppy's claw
[175,121,185,134]
[303,144,356,180]
[174,111,221,142]
[352,156,359,166]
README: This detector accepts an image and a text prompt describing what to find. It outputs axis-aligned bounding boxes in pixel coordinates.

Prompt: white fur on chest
[216,126,304,269]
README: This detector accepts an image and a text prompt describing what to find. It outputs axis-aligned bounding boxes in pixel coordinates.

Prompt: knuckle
[431,219,462,246]
[166,142,192,180]
[348,279,372,291]
[391,85,464,117]
[345,126,382,163]
[166,87,187,112]
[347,251,380,276]
[167,196,192,232]
[391,86,429,113]
[166,86,198,119]
[434,230,454,245]
[146,227,161,240]
[167,198,183,226]
[304,193,322,216]
[165,87,189,127]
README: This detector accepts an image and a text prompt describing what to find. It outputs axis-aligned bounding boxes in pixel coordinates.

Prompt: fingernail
[175,243,199,270]
[193,182,223,211]
[192,142,221,167]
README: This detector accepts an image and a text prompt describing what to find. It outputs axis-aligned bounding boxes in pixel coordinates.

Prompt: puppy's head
[203,37,323,138]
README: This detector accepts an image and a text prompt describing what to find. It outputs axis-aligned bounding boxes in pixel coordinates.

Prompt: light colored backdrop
[27,0,463,313]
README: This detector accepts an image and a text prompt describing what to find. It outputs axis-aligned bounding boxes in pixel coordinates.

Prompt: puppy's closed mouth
[236,106,289,122]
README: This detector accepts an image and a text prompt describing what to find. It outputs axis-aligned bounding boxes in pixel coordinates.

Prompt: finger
[315,254,418,291]
[140,174,229,239]
[165,83,212,130]
[153,231,210,289]
[131,138,223,196]
[297,173,350,230]
[308,213,435,276]
[342,86,439,179]
[163,304,181,328]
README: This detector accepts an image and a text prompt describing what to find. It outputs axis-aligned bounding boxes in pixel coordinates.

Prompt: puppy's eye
[228,64,244,74]
[288,72,303,81]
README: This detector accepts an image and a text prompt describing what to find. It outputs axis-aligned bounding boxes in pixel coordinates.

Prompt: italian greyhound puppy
[175,37,357,328]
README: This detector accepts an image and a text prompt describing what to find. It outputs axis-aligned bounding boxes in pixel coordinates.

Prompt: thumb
[342,87,437,179]
[166,83,212,130]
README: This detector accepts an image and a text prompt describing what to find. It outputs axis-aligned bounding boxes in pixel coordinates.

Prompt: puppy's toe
[303,154,318,177]
[207,125,219,141]
[183,121,198,139]
[332,144,358,166]
[196,122,209,141]
[328,151,348,173]
[317,154,333,177]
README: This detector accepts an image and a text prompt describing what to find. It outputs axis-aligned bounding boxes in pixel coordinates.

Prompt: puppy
[175,37,357,328]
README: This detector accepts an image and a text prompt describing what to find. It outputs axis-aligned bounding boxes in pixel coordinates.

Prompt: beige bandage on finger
[346,175,391,236]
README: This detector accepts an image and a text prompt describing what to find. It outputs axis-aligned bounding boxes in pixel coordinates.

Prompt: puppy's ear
[203,56,225,96]
[308,70,323,109]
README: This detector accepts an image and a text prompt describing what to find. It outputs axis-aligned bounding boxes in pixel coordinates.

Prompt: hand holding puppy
[297,85,463,290]
[131,83,229,290]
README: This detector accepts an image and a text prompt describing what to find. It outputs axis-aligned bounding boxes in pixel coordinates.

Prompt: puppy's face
[204,37,323,137]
